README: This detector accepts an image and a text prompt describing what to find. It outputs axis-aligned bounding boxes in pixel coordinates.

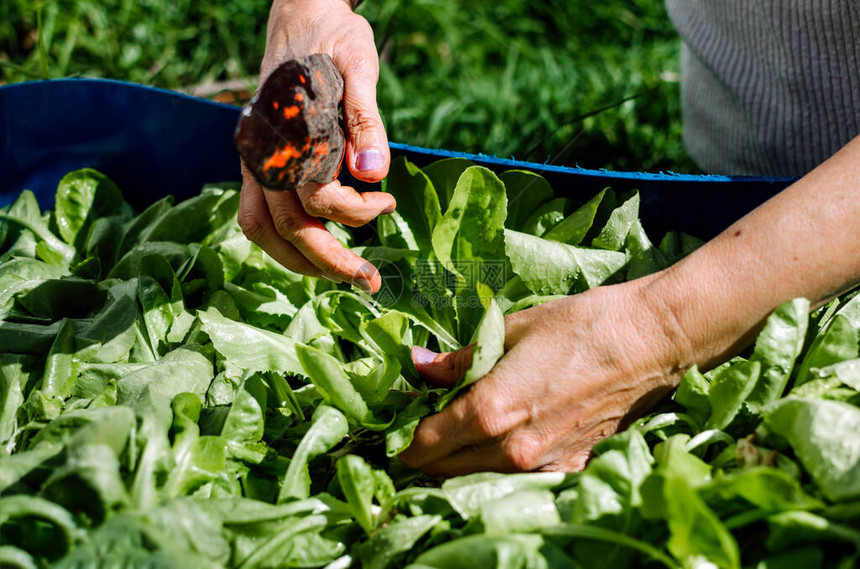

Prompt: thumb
[411,345,475,388]
[339,51,390,183]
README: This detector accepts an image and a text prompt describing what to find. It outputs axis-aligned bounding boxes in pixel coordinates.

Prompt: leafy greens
[0,163,858,568]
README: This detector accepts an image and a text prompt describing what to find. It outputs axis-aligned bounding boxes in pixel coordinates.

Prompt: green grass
[0,0,696,173]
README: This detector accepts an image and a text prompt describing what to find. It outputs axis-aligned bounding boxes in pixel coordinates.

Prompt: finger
[334,32,390,182]
[400,357,532,470]
[237,171,324,278]
[411,345,475,387]
[420,442,522,478]
[400,374,520,468]
[422,438,591,478]
[263,187,381,292]
[297,179,395,227]
[398,395,479,469]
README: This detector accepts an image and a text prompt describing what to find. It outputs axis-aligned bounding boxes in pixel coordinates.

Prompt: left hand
[399,278,684,477]
[237,0,394,291]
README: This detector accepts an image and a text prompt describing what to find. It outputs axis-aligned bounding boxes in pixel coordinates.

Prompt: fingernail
[350,262,377,294]
[354,262,377,281]
[412,346,438,366]
[356,149,384,171]
[382,205,395,215]
[354,279,374,294]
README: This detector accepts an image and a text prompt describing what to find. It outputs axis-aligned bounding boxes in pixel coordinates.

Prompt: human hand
[399,134,860,477]
[238,0,393,292]
[399,279,684,477]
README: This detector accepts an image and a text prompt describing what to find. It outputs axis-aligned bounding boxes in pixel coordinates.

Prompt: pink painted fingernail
[357,149,384,171]
[412,346,438,366]
[382,205,395,214]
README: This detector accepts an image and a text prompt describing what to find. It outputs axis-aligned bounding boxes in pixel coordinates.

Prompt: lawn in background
[0,0,696,173]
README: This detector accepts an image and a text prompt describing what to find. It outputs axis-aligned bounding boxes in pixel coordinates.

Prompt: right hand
[399,280,683,477]
[238,0,394,293]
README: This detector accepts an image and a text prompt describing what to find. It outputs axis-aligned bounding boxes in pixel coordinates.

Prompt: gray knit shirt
[665,0,860,177]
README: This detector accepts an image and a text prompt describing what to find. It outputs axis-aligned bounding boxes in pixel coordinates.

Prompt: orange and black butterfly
[235,54,345,191]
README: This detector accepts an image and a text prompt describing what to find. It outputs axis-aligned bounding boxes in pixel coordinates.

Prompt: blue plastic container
[0,79,794,240]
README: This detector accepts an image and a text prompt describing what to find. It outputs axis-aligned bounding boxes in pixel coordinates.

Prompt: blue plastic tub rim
[1,78,798,239]
[0,78,794,185]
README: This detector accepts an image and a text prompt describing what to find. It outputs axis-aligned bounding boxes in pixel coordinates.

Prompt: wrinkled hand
[238,0,393,292]
[399,280,684,477]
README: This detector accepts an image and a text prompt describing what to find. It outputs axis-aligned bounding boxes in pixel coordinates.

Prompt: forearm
[644,134,860,372]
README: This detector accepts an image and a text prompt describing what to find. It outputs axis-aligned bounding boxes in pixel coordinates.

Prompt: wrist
[610,273,692,383]
[634,269,702,375]
[569,277,689,389]
[637,255,764,376]
[264,0,357,73]
[565,278,688,416]
[270,0,355,15]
